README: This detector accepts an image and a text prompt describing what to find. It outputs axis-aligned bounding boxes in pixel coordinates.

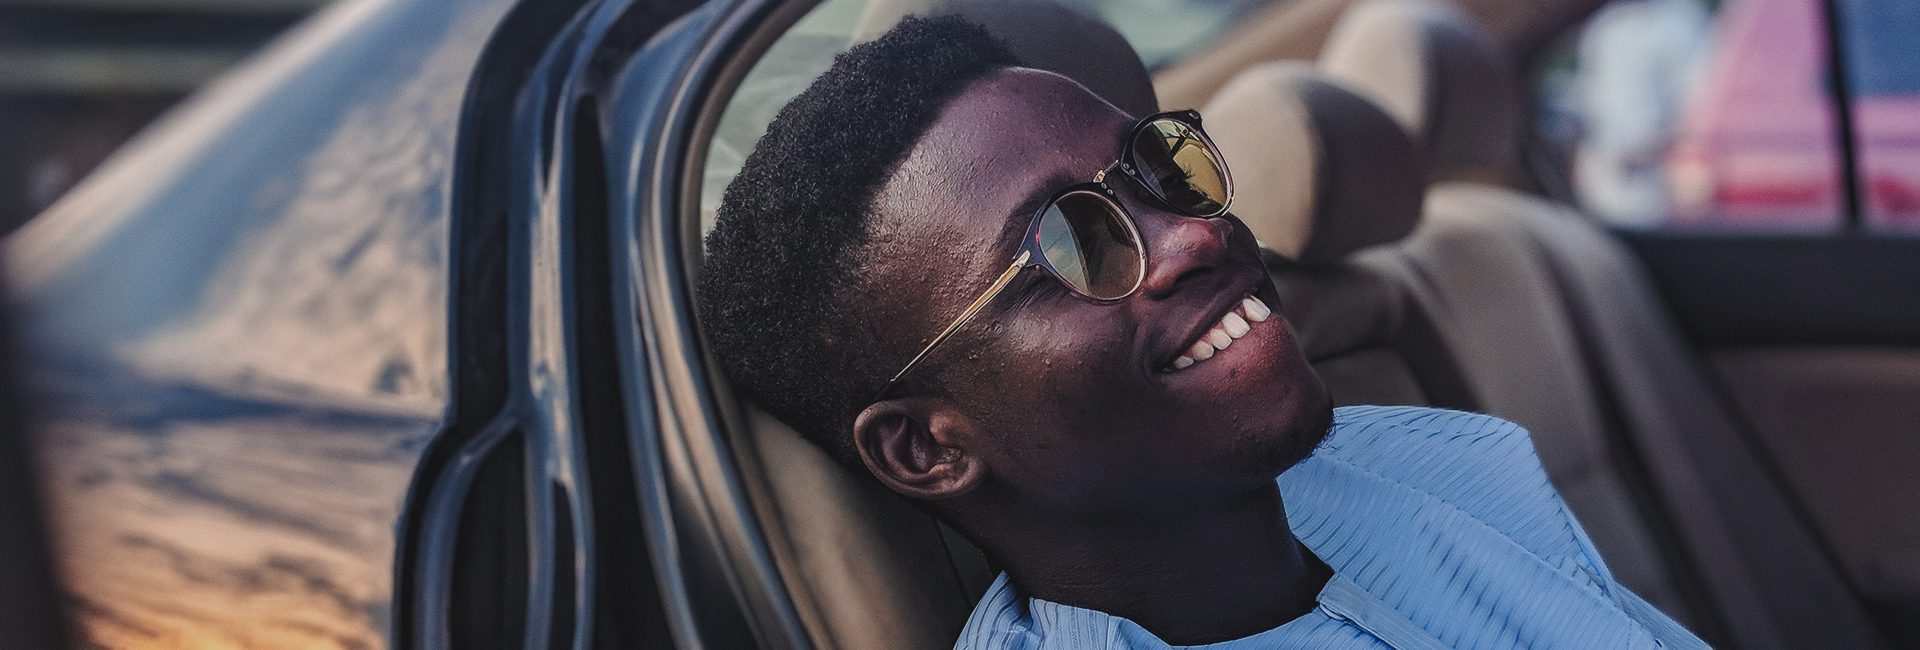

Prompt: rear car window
[1841,0,1920,97]
[1537,0,1840,229]
[1837,0,1920,225]
[1536,0,1920,230]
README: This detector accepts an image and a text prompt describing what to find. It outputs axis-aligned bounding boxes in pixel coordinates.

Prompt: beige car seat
[1319,1,1888,646]
[1203,61,1476,411]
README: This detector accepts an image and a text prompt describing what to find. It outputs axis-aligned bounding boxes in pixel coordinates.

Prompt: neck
[985,485,1330,645]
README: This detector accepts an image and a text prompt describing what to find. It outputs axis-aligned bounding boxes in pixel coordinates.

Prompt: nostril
[1141,253,1220,300]
[1169,264,1214,291]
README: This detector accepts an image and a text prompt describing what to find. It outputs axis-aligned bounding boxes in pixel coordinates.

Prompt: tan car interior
[1201,60,1478,413]
[1304,3,1881,648]
[714,0,1893,648]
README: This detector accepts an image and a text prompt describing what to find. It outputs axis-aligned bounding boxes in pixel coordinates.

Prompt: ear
[852,397,987,501]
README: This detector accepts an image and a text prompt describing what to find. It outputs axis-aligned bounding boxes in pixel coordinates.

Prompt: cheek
[960,316,1150,445]
[1016,318,1146,404]
[1013,333,1176,460]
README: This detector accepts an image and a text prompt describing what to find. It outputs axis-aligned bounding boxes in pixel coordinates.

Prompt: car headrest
[1318,0,1519,181]
[1201,61,1426,264]
[851,0,1159,117]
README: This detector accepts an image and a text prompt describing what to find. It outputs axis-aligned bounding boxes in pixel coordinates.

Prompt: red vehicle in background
[1667,0,1920,227]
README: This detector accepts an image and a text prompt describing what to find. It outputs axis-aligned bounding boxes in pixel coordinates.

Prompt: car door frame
[397,0,820,647]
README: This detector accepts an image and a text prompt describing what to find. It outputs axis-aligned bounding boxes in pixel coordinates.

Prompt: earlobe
[853,398,986,501]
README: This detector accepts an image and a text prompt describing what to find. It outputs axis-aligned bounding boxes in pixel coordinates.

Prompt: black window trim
[603,0,831,646]
[1818,0,1865,229]
[395,0,757,648]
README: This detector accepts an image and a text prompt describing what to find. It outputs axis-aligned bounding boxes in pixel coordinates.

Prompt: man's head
[701,17,1330,534]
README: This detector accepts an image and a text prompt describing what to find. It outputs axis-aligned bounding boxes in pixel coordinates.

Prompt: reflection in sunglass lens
[1131,119,1230,217]
[1035,192,1142,300]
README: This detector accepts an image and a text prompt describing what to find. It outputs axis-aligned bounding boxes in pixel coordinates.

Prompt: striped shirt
[954,406,1709,649]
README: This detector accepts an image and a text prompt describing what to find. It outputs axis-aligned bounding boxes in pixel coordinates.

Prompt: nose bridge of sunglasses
[1103,171,1212,225]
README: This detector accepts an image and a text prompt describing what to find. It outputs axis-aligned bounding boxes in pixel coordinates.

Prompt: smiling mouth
[1161,295,1275,373]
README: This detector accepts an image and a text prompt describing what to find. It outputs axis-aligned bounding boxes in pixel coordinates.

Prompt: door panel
[1624,233,1920,347]
[1626,232,1920,643]
[1706,347,1920,604]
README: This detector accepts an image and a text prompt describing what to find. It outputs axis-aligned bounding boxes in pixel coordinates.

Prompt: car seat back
[1319,0,1520,185]
[1319,0,1697,625]
[1204,62,1476,411]
[730,405,989,650]
[1318,1,1887,645]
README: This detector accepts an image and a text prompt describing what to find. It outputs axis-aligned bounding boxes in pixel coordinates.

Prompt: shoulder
[1286,407,1705,648]
[1309,406,1586,557]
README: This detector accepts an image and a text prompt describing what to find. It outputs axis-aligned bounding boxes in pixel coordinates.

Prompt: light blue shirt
[954,406,1709,649]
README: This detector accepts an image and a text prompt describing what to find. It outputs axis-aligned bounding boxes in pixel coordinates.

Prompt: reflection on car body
[7,0,511,644]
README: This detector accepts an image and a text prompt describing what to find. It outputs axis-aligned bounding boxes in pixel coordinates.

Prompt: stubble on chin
[1226,394,1335,480]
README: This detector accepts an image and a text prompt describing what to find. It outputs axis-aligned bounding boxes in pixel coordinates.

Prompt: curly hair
[698,16,1022,467]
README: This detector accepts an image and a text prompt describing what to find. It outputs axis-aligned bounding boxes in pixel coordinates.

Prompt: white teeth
[1241,296,1272,322]
[1222,312,1250,338]
[1164,295,1273,373]
[1188,339,1216,361]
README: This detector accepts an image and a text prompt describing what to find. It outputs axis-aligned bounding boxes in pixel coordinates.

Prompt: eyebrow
[1113,116,1138,148]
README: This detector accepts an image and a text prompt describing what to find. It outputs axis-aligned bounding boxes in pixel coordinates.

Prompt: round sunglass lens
[1035,192,1142,300]
[1131,119,1231,216]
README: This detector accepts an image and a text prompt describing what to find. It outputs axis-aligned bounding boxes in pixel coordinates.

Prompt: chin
[1228,376,1335,480]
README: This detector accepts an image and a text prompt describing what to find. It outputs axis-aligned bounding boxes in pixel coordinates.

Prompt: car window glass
[1536,0,1845,230]
[1072,0,1272,70]
[1839,0,1920,97]
[698,0,1277,236]
[701,0,868,233]
[1837,0,1920,227]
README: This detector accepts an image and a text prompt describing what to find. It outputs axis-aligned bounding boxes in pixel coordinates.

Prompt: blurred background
[0,0,329,233]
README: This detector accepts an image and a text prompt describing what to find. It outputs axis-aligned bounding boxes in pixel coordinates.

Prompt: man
[699,16,1705,649]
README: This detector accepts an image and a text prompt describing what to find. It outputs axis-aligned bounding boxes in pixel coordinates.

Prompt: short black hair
[699,16,1021,467]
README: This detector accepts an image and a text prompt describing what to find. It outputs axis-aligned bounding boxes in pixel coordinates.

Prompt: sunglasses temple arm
[880,250,1031,392]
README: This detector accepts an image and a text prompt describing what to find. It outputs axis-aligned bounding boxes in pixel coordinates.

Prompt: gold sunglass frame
[875,110,1234,397]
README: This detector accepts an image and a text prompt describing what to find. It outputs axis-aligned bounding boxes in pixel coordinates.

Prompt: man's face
[865,68,1330,520]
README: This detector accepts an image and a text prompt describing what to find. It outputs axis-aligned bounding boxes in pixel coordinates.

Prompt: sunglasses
[878,110,1236,396]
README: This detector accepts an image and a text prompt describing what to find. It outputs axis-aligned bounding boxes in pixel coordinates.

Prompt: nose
[1133,205,1235,301]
